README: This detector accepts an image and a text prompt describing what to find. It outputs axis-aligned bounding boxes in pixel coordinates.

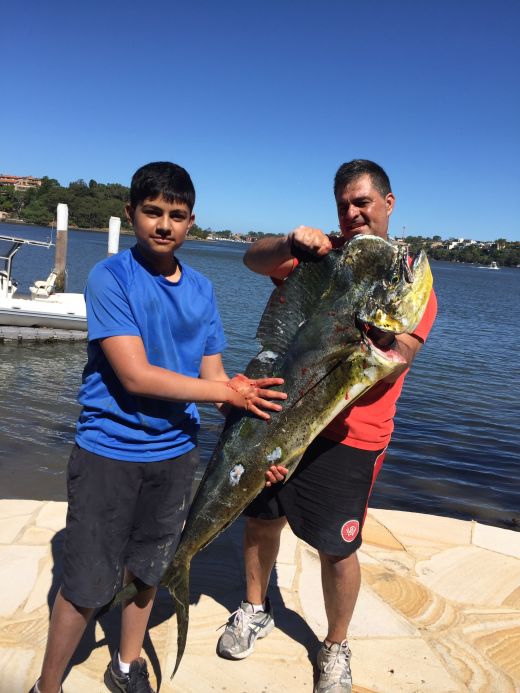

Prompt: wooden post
[54,203,68,292]
[108,216,121,256]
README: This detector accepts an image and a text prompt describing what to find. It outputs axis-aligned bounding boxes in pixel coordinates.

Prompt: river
[0,223,518,530]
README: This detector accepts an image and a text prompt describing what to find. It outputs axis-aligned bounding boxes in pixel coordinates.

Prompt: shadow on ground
[45,517,319,690]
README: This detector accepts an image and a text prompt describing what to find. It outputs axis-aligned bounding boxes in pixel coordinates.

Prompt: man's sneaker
[104,649,155,693]
[314,640,352,693]
[216,598,275,659]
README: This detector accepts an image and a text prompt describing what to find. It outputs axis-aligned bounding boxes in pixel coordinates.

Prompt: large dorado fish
[115,234,432,679]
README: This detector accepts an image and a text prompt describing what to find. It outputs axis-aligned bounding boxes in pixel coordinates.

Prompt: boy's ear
[125,204,134,224]
[187,213,195,231]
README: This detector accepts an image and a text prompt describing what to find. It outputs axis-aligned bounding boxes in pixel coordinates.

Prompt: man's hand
[226,374,286,420]
[265,464,289,487]
[287,225,332,259]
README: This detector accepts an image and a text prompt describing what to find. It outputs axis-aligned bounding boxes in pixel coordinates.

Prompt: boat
[0,234,87,331]
[478,260,500,270]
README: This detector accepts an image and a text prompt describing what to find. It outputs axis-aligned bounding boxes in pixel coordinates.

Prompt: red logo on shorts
[341,520,360,543]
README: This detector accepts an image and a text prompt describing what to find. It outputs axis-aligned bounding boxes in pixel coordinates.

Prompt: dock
[0,326,87,342]
[0,501,518,692]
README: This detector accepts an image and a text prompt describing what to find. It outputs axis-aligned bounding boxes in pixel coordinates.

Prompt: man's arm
[100,336,286,420]
[244,226,332,278]
[384,333,423,382]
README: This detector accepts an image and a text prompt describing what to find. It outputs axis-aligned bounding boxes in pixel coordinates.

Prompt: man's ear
[385,193,396,217]
[125,203,134,225]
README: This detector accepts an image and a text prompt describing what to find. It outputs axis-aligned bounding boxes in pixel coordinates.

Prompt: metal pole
[55,203,68,292]
[108,216,121,256]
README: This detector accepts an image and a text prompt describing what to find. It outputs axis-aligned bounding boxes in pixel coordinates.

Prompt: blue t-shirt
[75,246,227,461]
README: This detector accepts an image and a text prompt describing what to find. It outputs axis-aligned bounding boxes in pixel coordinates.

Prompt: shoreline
[0,219,251,243]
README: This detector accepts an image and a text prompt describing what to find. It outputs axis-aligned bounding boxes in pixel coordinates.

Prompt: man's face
[336,173,395,241]
[126,195,194,263]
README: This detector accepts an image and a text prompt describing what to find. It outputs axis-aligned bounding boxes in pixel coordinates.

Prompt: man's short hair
[334,159,392,199]
[130,162,195,211]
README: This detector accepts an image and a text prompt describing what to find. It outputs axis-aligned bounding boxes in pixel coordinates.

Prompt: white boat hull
[0,293,87,331]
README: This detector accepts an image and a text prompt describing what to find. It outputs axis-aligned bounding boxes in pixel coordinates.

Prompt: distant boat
[478,260,500,270]
[0,234,86,331]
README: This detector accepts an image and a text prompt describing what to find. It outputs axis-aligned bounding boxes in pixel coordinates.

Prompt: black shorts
[244,436,386,557]
[61,444,198,608]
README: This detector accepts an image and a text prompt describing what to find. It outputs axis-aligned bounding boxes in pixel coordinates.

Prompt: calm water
[0,223,518,530]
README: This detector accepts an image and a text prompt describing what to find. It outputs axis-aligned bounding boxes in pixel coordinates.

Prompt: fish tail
[109,580,139,610]
[166,559,191,679]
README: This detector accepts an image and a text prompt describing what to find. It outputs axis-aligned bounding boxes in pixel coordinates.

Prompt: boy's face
[125,195,194,265]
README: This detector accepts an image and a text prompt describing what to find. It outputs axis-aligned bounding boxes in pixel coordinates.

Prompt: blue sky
[2,0,519,241]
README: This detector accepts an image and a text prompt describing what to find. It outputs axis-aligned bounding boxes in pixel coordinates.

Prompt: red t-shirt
[272,236,437,451]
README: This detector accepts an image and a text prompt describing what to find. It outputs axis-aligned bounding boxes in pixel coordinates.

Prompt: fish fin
[248,252,339,379]
[165,560,191,679]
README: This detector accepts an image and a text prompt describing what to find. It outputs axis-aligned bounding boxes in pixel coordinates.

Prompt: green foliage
[404,235,520,268]
[213,229,232,239]
[189,223,209,239]
[0,178,129,229]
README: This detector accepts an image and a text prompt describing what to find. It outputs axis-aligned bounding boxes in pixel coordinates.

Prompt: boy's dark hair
[130,161,196,211]
[334,159,392,199]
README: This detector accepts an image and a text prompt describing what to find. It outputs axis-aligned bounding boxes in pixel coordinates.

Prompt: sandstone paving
[472,522,520,559]
[0,499,519,693]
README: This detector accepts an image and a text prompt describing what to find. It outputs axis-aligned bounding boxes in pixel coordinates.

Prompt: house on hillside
[0,174,42,190]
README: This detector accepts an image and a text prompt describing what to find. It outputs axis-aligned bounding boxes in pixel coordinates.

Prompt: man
[216,160,437,692]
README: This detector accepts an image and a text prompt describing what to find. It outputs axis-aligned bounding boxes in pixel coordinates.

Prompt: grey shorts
[61,444,198,608]
[244,436,386,557]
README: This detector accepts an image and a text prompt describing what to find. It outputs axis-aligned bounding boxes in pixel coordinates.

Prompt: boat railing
[0,234,54,299]
[0,270,17,298]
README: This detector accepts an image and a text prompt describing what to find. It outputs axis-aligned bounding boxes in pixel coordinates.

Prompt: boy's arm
[199,353,230,415]
[244,226,332,278]
[100,335,286,420]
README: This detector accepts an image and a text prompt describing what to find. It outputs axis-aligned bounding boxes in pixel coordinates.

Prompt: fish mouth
[368,337,406,364]
[356,317,406,364]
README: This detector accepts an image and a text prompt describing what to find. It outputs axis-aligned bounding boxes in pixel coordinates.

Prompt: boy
[30,162,286,693]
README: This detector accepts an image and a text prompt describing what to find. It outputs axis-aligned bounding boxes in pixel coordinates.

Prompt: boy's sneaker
[104,650,155,693]
[216,598,275,659]
[314,640,352,693]
[27,682,62,693]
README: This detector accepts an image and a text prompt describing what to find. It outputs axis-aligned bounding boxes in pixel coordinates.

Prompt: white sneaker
[216,599,275,660]
[314,640,352,692]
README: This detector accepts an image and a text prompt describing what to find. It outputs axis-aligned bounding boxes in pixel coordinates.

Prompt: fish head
[343,235,433,336]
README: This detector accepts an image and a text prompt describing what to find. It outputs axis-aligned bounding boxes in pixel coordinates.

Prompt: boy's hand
[265,464,289,487]
[226,374,286,420]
